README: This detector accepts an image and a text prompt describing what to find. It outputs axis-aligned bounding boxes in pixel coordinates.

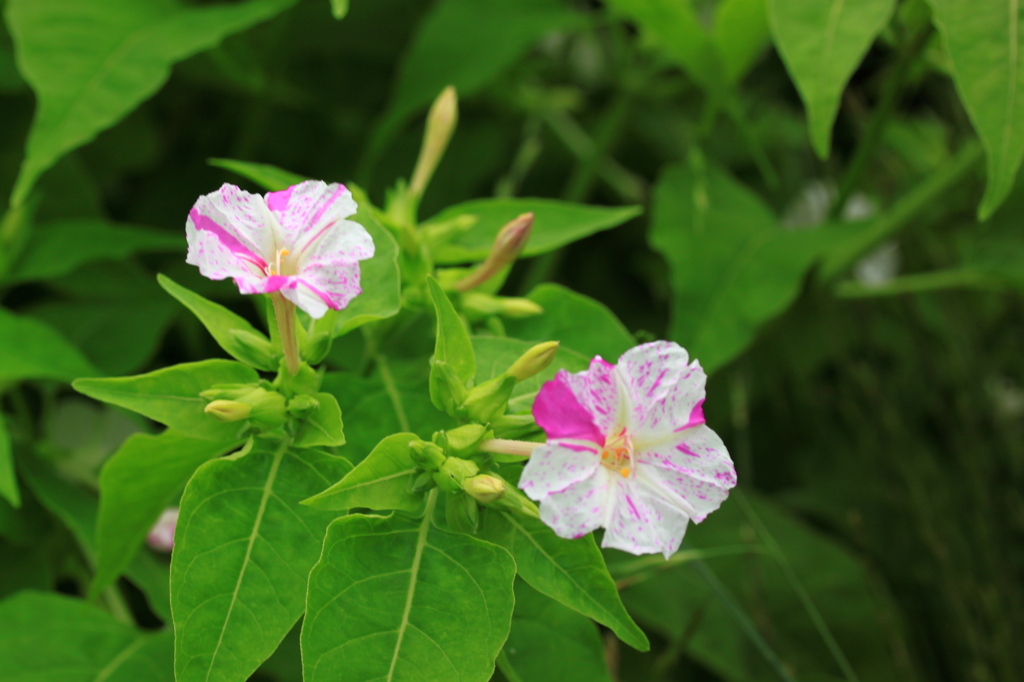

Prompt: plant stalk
[271,292,301,375]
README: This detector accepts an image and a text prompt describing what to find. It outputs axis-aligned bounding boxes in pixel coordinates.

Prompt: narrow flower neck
[271,292,301,375]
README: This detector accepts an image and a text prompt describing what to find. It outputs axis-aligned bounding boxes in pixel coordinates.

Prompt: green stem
[831,22,932,218]
[271,293,301,375]
[735,490,861,682]
[613,544,768,590]
[835,268,995,298]
[563,92,633,202]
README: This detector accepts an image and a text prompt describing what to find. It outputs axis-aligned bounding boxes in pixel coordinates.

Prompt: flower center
[267,248,292,276]
[600,428,634,478]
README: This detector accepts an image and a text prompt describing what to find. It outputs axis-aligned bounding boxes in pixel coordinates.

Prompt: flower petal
[563,356,627,436]
[602,480,690,559]
[637,424,736,522]
[536,467,611,540]
[618,341,706,441]
[519,440,601,501]
[266,181,366,257]
[286,260,364,318]
[533,370,607,445]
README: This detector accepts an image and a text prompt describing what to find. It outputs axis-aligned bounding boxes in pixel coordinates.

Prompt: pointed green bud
[461,374,516,423]
[227,329,279,369]
[445,491,479,534]
[507,341,559,382]
[429,360,469,416]
[287,394,320,418]
[463,474,505,504]
[454,212,533,292]
[412,471,436,493]
[488,478,540,519]
[409,441,447,471]
[496,297,543,318]
[491,413,538,439]
[200,383,262,401]
[409,86,458,202]
[204,400,252,422]
[244,388,288,430]
[441,424,490,458]
[432,457,480,493]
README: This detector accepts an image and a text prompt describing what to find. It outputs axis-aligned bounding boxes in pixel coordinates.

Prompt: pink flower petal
[533,370,607,445]
[637,425,736,522]
[618,341,706,440]
[291,260,364,317]
[265,181,360,254]
[558,356,626,436]
[519,440,602,501]
[602,481,689,559]
[146,507,179,553]
[536,467,611,540]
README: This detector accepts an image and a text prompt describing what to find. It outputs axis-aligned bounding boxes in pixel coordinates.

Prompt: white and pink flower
[519,341,737,558]
[186,181,374,319]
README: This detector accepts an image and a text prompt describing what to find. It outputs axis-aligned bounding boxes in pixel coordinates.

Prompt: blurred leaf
[208,157,306,191]
[0,591,174,682]
[0,307,98,382]
[428,198,641,264]
[330,0,349,20]
[0,416,16,508]
[5,220,181,285]
[650,158,836,374]
[73,359,258,440]
[5,0,300,207]
[303,431,423,512]
[293,392,345,447]
[158,274,279,371]
[504,283,636,362]
[925,0,1024,218]
[172,441,351,682]
[502,580,613,682]
[479,509,649,651]
[366,0,583,165]
[19,452,172,621]
[301,508,516,682]
[91,430,243,600]
[714,0,771,83]
[768,0,896,158]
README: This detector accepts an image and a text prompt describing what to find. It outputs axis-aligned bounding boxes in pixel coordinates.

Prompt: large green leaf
[304,432,424,512]
[503,283,636,362]
[0,307,98,383]
[4,219,181,285]
[650,159,835,375]
[91,429,243,599]
[19,452,172,621]
[301,506,516,682]
[479,509,648,651]
[501,580,613,682]
[293,392,346,448]
[365,0,582,165]
[158,274,279,371]
[172,440,351,682]
[427,198,641,264]
[73,359,258,440]
[0,415,16,508]
[0,591,174,682]
[5,0,299,206]
[768,0,896,158]
[926,0,1024,218]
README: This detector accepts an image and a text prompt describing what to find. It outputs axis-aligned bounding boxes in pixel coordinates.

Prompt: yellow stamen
[619,467,630,478]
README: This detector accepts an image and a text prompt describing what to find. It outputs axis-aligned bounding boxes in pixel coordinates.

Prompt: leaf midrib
[93,635,148,682]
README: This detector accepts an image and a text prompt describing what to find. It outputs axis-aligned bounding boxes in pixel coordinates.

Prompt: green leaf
[925,0,1024,218]
[303,432,423,512]
[19,452,172,621]
[329,0,348,19]
[768,0,896,158]
[428,277,476,410]
[301,505,516,681]
[479,509,649,651]
[158,273,279,371]
[365,0,582,166]
[427,199,642,264]
[5,0,300,207]
[502,580,613,682]
[650,158,836,375]
[91,429,243,599]
[5,219,181,285]
[208,157,306,190]
[0,306,98,383]
[0,591,174,682]
[73,359,258,440]
[0,415,17,508]
[504,283,636,362]
[172,440,351,682]
[294,392,345,448]
[714,0,771,84]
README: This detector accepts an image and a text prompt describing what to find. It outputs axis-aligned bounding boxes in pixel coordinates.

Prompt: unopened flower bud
[497,297,543,318]
[507,341,559,382]
[462,374,516,423]
[433,456,480,493]
[409,440,447,471]
[228,329,279,369]
[200,383,261,401]
[463,474,506,504]
[440,424,490,457]
[246,389,288,430]
[205,399,252,422]
[146,507,179,552]
[287,394,320,418]
[491,413,538,439]
[454,212,534,292]
[409,86,458,201]
[430,360,469,416]
[490,482,541,519]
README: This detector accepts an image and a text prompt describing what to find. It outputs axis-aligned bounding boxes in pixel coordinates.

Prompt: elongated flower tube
[185,181,374,319]
[519,341,737,558]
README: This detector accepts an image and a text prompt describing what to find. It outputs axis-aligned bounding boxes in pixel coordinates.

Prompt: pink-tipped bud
[454,212,534,292]
[147,507,179,552]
